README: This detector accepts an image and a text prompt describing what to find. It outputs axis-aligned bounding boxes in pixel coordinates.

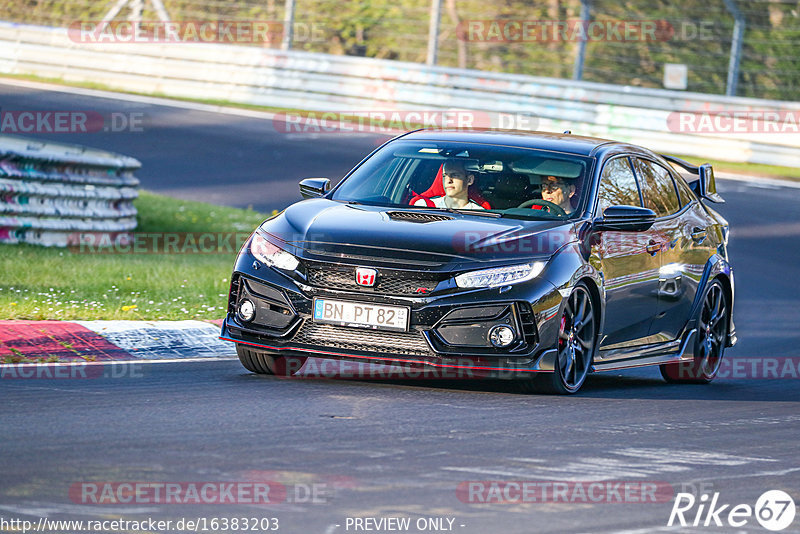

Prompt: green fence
[2,0,798,101]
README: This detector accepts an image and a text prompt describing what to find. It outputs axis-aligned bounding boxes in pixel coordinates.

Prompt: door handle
[691,227,707,243]
[646,240,661,255]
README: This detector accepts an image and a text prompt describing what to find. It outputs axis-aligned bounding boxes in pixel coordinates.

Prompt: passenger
[414,159,485,210]
[540,175,576,215]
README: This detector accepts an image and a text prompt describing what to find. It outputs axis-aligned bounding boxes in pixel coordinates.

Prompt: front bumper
[221,256,564,376]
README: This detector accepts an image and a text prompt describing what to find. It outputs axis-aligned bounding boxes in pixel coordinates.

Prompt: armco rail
[0,21,798,167]
[0,134,139,246]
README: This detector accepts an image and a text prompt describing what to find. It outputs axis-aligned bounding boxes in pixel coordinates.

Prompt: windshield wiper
[500,212,563,221]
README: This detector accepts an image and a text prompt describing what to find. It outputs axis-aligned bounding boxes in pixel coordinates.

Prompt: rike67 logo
[668,490,796,531]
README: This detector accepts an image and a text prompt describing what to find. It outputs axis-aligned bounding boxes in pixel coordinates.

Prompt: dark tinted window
[663,161,698,207]
[674,174,696,207]
[596,157,641,214]
[634,159,681,217]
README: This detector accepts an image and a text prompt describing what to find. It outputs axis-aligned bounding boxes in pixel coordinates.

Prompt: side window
[664,162,697,206]
[634,159,681,217]
[674,174,697,207]
[596,157,641,215]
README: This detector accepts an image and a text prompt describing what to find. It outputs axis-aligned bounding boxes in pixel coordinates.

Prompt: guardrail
[0,21,798,168]
[0,134,139,246]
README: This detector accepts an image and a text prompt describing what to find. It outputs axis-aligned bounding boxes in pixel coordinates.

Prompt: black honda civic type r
[221,130,736,394]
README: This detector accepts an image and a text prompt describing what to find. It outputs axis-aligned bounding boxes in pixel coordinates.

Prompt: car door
[591,156,661,350]
[633,157,703,342]
[672,172,719,317]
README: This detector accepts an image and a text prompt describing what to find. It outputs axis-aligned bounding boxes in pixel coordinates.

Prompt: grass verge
[0,191,272,321]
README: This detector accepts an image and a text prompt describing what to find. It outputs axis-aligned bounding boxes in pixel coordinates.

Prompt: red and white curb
[0,320,417,379]
[0,319,535,380]
[0,319,234,363]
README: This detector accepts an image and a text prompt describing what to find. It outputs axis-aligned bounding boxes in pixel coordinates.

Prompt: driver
[540,175,576,215]
[414,159,485,210]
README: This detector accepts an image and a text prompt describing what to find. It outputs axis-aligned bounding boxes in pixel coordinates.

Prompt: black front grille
[386,211,454,223]
[305,264,440,296]
[292,321,434,356]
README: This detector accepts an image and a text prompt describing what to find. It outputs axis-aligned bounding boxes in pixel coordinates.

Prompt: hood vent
[387,211,454,223]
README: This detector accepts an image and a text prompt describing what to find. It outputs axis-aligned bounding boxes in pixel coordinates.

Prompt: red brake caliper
[558,314,567,350]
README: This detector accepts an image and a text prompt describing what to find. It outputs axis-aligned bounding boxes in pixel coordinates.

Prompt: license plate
[313,298,409,332]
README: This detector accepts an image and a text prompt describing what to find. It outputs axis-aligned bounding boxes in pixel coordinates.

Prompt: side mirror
[594,205,656,232]
[299,177,331,199]
[697,164,725,203]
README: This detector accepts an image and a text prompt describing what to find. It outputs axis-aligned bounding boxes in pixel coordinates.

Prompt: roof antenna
[563,130,572,134]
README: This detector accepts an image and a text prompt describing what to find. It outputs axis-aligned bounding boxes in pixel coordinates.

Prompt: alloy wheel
[660,279,728,383]
[554,284,596,393]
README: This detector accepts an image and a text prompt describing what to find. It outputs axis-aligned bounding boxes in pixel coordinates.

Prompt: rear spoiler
[661,155,725,203]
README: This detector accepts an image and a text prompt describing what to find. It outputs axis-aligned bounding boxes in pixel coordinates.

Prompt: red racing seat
[409,164,491,209]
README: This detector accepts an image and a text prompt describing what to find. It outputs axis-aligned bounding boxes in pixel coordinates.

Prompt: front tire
[236,344,308,376]
[660,279,728,384]
[236,344,274,374]
[520,283,597,394]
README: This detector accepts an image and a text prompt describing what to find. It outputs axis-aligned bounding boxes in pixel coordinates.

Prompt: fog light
[488,325,515,347]
[238,299,256,322]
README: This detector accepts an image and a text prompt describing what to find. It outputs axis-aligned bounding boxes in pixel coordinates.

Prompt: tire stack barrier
[0,134,139,247]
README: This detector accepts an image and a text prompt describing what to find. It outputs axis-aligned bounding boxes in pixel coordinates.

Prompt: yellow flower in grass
[121,305,138,312]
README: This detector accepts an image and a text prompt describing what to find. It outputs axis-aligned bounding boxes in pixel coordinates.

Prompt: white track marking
[442,448,776,482]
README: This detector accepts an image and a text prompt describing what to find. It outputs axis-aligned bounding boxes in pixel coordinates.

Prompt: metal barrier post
[426,0,443,66]
[573,0,591,81]
[282,0,296,51]
[723,0,745,97]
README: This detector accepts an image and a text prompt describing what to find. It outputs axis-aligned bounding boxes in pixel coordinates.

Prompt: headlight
[455,262,545,288]
[250,232,299,271]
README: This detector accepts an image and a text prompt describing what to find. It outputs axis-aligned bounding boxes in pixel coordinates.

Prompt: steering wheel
[516,199,568,217]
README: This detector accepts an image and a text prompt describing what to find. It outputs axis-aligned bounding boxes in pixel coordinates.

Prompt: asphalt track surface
[2,81,799,533]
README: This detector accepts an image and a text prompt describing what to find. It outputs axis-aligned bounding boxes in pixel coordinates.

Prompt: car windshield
[330,140,593,219]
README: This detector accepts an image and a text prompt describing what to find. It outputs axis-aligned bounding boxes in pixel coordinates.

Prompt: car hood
[262,199,577,269]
